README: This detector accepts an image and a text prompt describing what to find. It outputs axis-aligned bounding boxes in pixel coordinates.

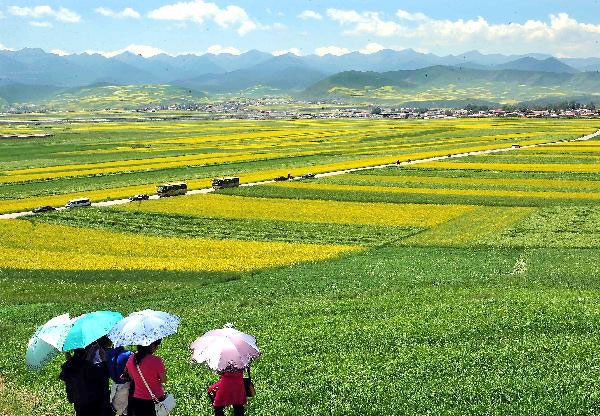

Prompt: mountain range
[1,48,600,107]
[2,48,599,89]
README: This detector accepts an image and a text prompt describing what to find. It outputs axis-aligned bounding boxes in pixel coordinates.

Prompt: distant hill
[0,83,62,104]
[560,57,600,72]
[32,84,207,110]
[494,57,578,73]
[518,95,600,107]
[303,66,600,105]
[174,54,326,93]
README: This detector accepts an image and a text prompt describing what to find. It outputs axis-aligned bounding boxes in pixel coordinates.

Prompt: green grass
[317,173,600,192]
[485,205,600,248]
[222,182,600,207]
[353,166,600,181]
[3,246,600,415]
[32,207,421,246]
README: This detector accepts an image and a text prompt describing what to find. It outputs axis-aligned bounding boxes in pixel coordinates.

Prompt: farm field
[0,117,595,212]
[2,117,600,415]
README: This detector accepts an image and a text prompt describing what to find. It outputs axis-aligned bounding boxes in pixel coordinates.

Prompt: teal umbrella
[62,311,123,351]
[26,313,73,370]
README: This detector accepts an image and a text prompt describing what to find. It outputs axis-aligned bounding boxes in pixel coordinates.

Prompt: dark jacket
[59,356,110,406]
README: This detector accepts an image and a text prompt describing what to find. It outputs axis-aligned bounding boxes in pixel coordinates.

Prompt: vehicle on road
[129,194,149,201]
[212,177,240,189]
[65,198,91,208]
[511,144,521,148]
[301,173,316,179]
[32,206,56,213]
[157,182,187,197]
[274,176,288,181]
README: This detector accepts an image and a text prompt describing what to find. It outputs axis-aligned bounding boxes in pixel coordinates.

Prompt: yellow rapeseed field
[4,152,239,175]
[0,220,360,272]
[414,161,600,172]
[0,153,295,184]
[341,174,600,190]
[273,181,600,200]
[2,118,597,215]
[116,193,474,227]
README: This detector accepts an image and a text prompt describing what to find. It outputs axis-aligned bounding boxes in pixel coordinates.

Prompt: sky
[1,0,600,58]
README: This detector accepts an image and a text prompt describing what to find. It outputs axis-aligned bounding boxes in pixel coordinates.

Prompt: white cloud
[327,9,403,37]
[87,44,166,58]
[298,10,322,20]
[148,0,261,36]
[0,11,5,19]
[206,45,241,55]
[412,12,600,56]
[29,21,52,27]
[95,7,140,19]
[326,8,600,57]
[273,48,301,56]
[51,49,68,56]
[315,46,350,56]
[9,5,81,23]
[396,10,428,22]
[272,22,286,30]
[360,43,385,54]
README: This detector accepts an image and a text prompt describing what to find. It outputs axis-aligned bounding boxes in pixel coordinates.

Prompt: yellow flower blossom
[0,220,361,272]
[117,193,474,227]
[273,181,600,201]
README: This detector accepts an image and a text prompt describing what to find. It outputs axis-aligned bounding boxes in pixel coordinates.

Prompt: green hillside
[35,84,208,110]
[0,84,62,105]
[304,66,600,105]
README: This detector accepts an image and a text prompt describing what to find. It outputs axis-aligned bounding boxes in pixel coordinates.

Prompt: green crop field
[1,116,600,415]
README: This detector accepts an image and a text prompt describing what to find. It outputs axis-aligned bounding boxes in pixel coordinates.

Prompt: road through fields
[1,128,599,220]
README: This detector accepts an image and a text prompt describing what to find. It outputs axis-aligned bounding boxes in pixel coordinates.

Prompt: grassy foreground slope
[2,245,600,415]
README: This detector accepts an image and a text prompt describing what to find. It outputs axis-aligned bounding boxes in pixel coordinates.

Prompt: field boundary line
[1,128,599,220]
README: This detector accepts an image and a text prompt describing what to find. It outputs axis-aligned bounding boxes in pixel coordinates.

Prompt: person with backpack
[59,346,114,416]
[123,340,166,416]
[106,344,133,415]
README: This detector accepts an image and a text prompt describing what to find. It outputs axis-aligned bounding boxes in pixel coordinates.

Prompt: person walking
[208,369,247,416]
[59,346,114,416]
[106,343,133,415]
[191,325,259,416]
[123,340,166,416]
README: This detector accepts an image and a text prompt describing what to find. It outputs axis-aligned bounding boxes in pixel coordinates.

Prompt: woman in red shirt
[124,340,166,416]
[208,369,247,416]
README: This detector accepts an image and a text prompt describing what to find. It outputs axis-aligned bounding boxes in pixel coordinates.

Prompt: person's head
[97,335,113,349]
[134,339,162,364]
[71,348,86,360]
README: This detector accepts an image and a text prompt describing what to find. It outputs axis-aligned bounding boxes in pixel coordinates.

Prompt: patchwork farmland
[2,117,600,415]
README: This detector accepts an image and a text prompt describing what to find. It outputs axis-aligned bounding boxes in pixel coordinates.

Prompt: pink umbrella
[190,324,260,371]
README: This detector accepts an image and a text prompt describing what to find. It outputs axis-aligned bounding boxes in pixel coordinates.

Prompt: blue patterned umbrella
[108,309,180,347]
[62,311,123,351]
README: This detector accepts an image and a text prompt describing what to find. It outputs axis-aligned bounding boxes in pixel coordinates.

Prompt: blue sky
[1,0,600,57]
